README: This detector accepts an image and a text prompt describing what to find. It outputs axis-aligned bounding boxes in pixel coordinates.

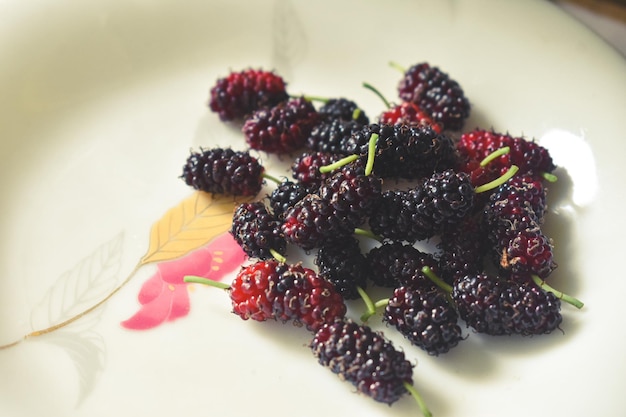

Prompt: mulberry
[181,147,264,196]
[384,284,463,355]
[230,201,286,260]
[242,97,321,154]
[397,62,470,131]
[208,68,288,121]
[310,318,414,405]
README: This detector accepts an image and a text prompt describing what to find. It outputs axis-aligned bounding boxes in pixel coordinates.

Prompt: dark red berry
[384,284,463,355]
[230,201,286,260]
[230,259,346,332]
[501,228,557,278]
[242,97,321,154]
[291,151,344,191]
[310,318,414,405]
[181,147,264,196]
[397,62,470,131]
[458,129,556,179]
[307,118,363,154]
[379,102,442,133]
[281,194,353,251]
[208,68,288,121]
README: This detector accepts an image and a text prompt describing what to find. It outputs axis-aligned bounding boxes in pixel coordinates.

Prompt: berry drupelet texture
[369,169,475,242]
[281,194,353,251]
[457,129,556,179]
[315,236,370,300]
[366,242,439,288]
[310,318,414,405]
[230,259,346,332]
[268,180,309,220]
[208,68,289,121]
[451,273,562,335]
[318,161,382,228]
[181,147,264,196]
[384,284,463,355]
[242,96,321,154]
[397,62,470,131]
[291,151,344,191]
[317,97,370,125]
[230,201,286,260]
[379,102,442,133]
[343,123,459,180]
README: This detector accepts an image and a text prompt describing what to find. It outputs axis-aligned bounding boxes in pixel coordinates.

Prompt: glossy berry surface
[310,318,414,404]
[230,259,346,332]
[242,97,321,154]
[181,147,264,196]
[397,62,470,131]
[209,68,288,121]
[384,284,463,355]
[230,201,286,260]
[315,236,370,300]
[452,273,562,335]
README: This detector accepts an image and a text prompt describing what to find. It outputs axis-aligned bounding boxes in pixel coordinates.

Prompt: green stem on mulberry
[474,165,519,194]
[542,172,558,183]
[421,266,453,294]
[269,249,287,264]
[353,227,383,243]
[361,298,390,323]
[184,275,231,289]
[364,133,378,176]
[531,274,584,309]
[389,61,407,74]
[479,146,510,167]
[362,82,391,109]
[262,172,285,186]
[357,286,378,322]
[403,382,433,417]
[319,154,359,173]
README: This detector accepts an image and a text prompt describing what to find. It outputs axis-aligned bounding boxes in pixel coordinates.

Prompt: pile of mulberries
[180,64,583,416]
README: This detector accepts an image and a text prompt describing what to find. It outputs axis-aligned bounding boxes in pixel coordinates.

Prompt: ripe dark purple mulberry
[397,62,470,131]
[366,242,438,288]
[230,201,286,260]
[181,148,264,196]
[384,284,463,355]
[451,273,562,335]
[310,318,414,405]
[268,180,309,220]
[315,236,370,300]
[343,123,459,180]
[281,194,353,251]
[242,97,321,154]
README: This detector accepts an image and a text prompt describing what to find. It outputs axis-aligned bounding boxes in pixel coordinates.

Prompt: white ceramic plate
[2,1,625,416]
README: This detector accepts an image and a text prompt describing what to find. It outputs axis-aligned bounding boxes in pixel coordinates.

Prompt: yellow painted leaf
[140,191,247,265]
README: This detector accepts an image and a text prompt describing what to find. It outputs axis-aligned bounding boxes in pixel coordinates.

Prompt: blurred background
[555,0,626,55]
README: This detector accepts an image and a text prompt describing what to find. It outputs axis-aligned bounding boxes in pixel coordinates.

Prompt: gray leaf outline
[30,233,124,331]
